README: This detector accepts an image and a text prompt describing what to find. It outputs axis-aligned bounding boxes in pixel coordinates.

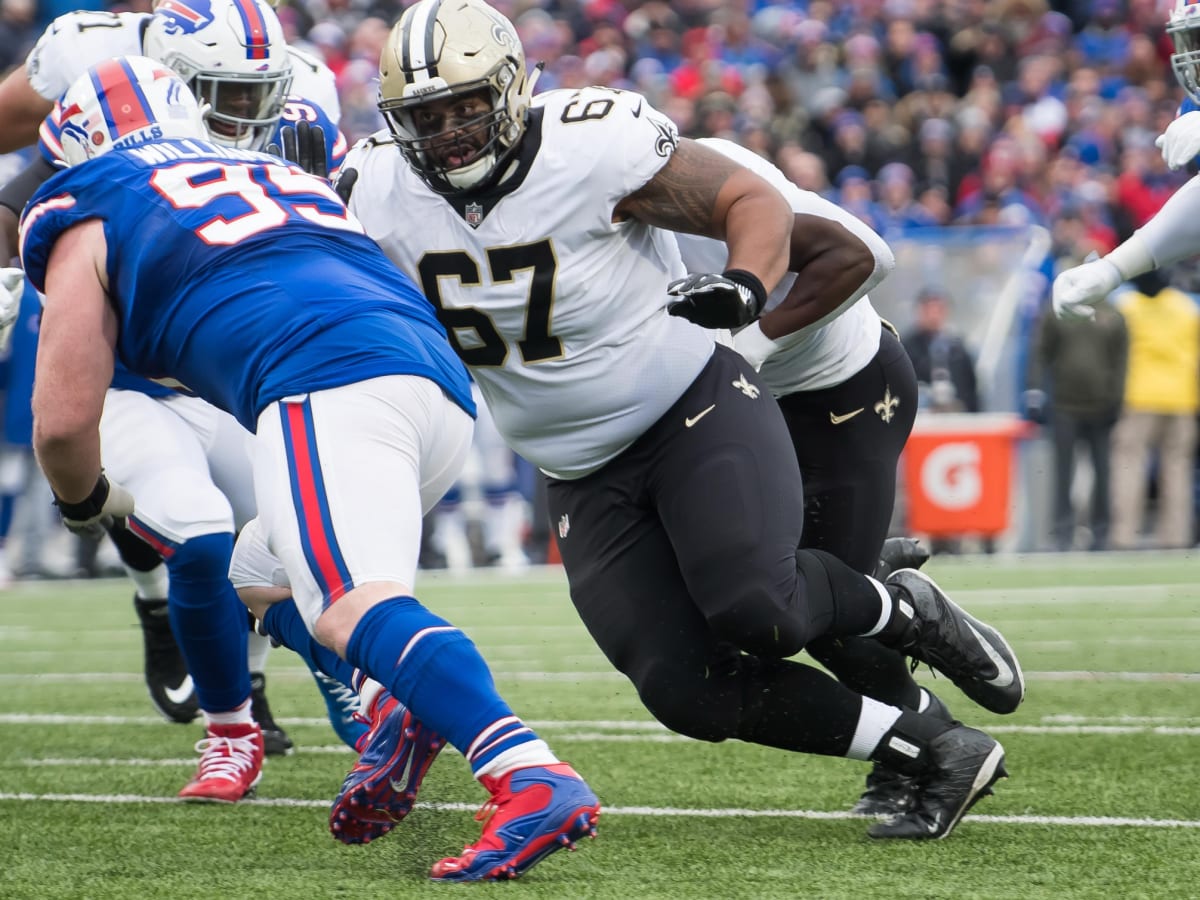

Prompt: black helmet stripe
[401,0,443,85]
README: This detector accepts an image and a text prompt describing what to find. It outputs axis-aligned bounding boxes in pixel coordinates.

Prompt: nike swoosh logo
[685,404,716,428]
[632,99,643,117]
[965,622,1015,687]
[926,811,942,835]
[829,408,864,425]
[165,675,195,706]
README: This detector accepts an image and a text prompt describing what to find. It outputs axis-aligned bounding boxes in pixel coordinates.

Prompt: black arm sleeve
[0,156,57,217]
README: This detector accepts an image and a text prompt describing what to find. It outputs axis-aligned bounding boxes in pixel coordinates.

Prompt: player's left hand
[666,271,764,329]
[267,120,328,179]
[1155,110,1200,170]
[54,473,135,539]
[0,266,23,356]
[333,167,358,205]
[1052,256,1121,320]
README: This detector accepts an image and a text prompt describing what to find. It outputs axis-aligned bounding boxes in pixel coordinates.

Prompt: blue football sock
[344,595,537,772]
[165,532,249,712]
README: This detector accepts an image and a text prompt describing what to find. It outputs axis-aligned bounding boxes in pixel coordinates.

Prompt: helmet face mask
[1169,1,1200,104]
[58,55,208,167]
[378,0,539,194]
[144,0,292,151]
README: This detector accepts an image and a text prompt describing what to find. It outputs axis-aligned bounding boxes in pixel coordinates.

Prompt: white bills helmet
[58,55,207,167]
[144,0,292,151]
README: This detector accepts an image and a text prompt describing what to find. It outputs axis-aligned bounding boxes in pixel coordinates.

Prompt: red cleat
[329,696,444,845]
[178,722,263,803]
[430,763,600,882]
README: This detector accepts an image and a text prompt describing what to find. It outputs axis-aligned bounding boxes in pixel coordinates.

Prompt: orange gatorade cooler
[903,412,1033,537]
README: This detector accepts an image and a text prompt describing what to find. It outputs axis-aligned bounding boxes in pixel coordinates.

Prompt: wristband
[721,269,768,319]
[732,321,784,371]
[53,473,109,521]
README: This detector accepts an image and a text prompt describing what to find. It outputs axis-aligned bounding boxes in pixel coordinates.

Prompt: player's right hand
[1052,256,1121,320]
[54,474,135,539]
[667,272,763,329]
[267,120,328,179]
[0,267,23,356]
[1155,110,1200,170]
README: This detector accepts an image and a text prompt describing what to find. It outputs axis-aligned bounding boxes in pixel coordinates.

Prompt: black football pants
[776,326,926,710]
[547,345,888,756]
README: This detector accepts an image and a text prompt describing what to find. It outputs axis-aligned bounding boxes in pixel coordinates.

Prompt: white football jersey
[674,138,892,395]
[26,10,340,124]
[344,87,715,480]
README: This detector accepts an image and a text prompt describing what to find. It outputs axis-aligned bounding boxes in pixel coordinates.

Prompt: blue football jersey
[20,139,475,431]
[37,95,348,399]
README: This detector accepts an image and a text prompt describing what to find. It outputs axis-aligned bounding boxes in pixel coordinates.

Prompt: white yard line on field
[0,791,1196,830]
[1,668,1199,685]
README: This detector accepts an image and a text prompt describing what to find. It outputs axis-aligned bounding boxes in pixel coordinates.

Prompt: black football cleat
[250,672,294,756]
[134,596,199,724]
[868,724,1006,840]
[874,537,931,581]
[852,765,918,818]
[852,691,955,817]
[885,569,1025,714]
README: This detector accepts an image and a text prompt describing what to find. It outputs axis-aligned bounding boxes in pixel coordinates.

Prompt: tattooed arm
[614,138,793,294]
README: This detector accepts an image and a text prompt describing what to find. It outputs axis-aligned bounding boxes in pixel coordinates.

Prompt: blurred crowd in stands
[1,0,1193,259]
[2,0,1199,571]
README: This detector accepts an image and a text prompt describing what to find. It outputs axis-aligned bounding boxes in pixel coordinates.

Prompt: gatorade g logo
[920,441,981,510]
[156,0,215,35]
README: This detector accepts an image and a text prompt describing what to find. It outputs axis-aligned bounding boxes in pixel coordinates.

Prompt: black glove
[266,120,328,179]
[666,269,766,329]
[333,167,358,205]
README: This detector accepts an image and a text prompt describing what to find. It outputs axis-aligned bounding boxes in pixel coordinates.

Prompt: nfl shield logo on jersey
[465,202,484,228]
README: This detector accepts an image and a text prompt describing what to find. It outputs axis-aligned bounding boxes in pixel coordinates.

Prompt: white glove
[1052,256,1122,320]
[1156,111,1200,171]
[0,267,23,357]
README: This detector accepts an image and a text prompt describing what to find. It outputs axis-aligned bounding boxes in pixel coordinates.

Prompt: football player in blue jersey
[1157,1,1200,169]
[0,0,361,759]
[22,55,599,880]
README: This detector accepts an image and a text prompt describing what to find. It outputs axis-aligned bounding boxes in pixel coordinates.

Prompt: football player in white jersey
[0,0,364,776]
[327,0,1022,842]
[673,138,961,818]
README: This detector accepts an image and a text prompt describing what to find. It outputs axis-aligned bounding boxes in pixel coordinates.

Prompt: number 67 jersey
[19,140,473,432]
[343,87,715,480]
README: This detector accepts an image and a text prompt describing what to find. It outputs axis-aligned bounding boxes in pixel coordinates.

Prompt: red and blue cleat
[329,696,445,844]
[430,763,600,882]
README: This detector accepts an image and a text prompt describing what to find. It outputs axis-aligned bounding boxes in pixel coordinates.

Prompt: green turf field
[2,553,1199,899]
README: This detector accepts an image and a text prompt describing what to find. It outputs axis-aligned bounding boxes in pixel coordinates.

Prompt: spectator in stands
[875,162,940,238]
[1025,293,1128,552]
[903,287,981,414]
[0,0,36,73]
[1109,270,1200,550]
[835,165,882,232]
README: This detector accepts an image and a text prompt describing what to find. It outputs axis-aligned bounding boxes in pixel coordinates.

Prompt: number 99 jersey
[343,87,715,480]
[19,140,473,432]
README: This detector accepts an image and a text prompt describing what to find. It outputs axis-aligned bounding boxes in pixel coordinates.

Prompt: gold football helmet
[378,0,540,193]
